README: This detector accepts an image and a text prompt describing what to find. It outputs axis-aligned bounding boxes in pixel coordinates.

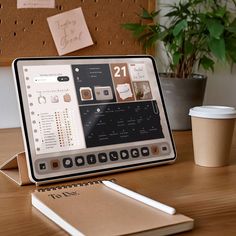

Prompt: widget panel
[79,101,164,148]
[72,64,117,105]
[20,58,174,179]
[110,63,135,102]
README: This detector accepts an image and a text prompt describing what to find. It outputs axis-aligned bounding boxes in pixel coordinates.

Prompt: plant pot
[160,74,207,130]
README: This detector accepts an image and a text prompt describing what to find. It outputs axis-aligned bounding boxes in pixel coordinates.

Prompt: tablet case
[11,56,176,184]
[0,152,32,185]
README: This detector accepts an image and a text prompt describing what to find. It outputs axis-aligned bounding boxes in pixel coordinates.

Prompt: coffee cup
[189,106,236,167]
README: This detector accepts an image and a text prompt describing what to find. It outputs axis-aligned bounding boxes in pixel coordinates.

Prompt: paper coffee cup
[189,106,236,167]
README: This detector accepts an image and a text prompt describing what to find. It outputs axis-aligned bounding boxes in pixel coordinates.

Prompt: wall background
[1,62,235,129]
[0,67,20,128]
[0,0,236,129]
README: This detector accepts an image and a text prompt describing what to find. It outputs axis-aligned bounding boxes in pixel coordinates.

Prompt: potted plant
[123,0,236,130]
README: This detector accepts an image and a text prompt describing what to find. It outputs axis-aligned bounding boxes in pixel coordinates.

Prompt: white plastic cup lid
[189,106,236,119]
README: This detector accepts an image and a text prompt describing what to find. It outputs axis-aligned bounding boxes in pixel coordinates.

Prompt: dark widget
[79,100,164,148]
[72,64,116,105]
[57,76,69,82]
[63,158,73,168]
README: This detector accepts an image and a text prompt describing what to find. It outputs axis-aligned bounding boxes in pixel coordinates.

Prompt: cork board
[0,0,155,66]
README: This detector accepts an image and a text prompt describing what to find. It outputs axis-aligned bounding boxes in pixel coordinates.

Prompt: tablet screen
[13,56,176,182]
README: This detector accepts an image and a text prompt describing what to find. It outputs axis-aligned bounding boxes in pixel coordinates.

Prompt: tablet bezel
[13,55,176,184]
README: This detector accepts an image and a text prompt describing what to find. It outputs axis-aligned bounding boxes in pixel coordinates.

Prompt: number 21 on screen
[113,66,127,77]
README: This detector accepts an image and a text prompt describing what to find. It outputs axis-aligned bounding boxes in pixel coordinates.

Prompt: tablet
[13,55,176,184]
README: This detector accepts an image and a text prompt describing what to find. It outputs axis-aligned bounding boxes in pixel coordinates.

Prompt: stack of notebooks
[32,180,194,236]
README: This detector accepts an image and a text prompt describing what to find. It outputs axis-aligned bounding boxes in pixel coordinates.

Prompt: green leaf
[122,23,146,37]
[184,41,194,56]
[174,33,183,47]
[226,37,236,62]
[214,6,226,18]
[138,31,153,43]
[140,8,160,20]
[208,37,226,61]
[173,20,188,36]
[206,19,224,39]
[227,19,236,33]
[165,9,179,17]
[199,55,214,71]
[143,34,159,48]
[122,23,142,31]
[197,13,206,21]
[173,52,181,65]
[159,30,169,41]
[150,10,160,18]
[141,8,153,19]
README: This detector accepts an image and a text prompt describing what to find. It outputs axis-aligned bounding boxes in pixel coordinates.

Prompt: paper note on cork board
[47,7,94,56]
[17,0,55,8]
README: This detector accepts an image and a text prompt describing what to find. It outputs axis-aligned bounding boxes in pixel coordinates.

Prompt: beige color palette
[0,0,155,66]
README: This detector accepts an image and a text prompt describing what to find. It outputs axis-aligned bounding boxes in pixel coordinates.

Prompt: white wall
[0,0,236,129]
[0,67,20,128]
[0,63,236,129]
[204,65,236,107]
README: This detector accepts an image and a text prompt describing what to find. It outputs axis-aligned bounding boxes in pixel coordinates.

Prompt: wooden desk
[1,128,236,235]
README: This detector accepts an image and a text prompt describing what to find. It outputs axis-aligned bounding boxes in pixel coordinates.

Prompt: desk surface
[0,128,236,235]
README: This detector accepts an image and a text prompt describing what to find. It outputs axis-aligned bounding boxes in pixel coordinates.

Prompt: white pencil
[102,180,176,215]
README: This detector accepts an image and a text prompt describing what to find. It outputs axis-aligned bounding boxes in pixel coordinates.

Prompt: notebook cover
[32,182,194,235]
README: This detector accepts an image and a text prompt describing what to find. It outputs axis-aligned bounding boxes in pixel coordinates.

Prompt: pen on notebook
[102,180,176,215]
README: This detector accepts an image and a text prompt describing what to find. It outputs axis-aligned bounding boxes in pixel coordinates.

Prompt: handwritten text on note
[47,7,93,55]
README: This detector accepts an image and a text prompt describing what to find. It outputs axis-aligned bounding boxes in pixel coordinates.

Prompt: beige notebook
[32,181,194,236]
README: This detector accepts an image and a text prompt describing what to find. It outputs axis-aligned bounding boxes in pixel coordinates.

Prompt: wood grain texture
[0,128,236,235]
[0,0,155,66]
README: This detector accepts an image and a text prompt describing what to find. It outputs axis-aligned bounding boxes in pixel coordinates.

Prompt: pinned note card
[47,7,94,56]
[17,0,55,8]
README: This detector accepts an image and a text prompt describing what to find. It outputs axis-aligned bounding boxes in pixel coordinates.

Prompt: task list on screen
[23,65,86,154]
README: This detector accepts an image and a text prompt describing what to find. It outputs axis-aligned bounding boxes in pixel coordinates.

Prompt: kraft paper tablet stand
[0,152,33,185]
